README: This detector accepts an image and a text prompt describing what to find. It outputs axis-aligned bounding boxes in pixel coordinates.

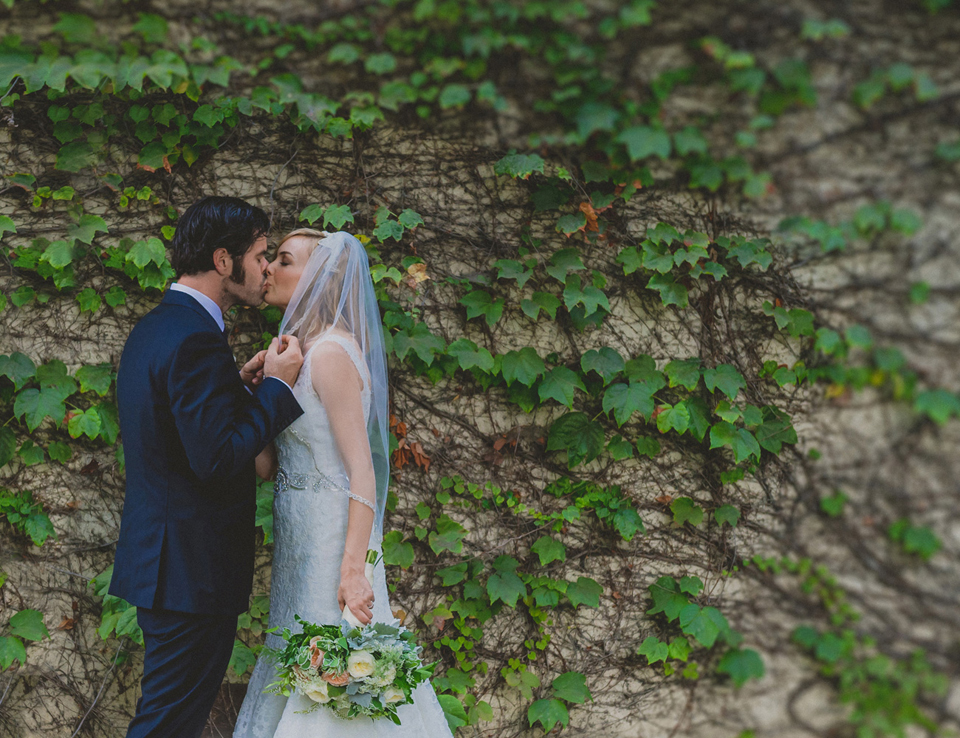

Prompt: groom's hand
[264,335,303,388]
[239,350,267,388]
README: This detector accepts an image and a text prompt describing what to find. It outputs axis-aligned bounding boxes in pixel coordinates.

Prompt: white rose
[382,685,405,704]
[304,680,330,703]
[347,650,376,679]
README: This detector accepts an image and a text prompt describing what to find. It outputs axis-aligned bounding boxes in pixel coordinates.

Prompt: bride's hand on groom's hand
[264,335,304,388]
[239,350,267,388]
[338,570,374,625]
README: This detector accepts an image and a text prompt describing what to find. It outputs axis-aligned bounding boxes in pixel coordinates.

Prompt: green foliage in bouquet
[266,615,436,724]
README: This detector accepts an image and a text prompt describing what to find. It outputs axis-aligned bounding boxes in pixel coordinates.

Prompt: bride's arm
[255,442,277,480]
[312,344,376,625]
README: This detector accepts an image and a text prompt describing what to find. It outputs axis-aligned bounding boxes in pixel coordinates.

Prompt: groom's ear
[212,247,232,277]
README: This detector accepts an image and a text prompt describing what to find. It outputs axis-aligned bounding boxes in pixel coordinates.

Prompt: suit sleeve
[168,330,304,481]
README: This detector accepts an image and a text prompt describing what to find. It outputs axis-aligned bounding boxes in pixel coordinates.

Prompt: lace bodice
[274,331,372,496]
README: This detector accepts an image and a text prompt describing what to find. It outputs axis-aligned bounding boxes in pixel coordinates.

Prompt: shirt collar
[169,283,225,332]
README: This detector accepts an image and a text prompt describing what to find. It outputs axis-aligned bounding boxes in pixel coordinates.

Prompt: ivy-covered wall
[0,1,958,737]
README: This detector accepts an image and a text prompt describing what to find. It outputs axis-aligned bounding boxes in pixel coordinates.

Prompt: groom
[111,196,304,737]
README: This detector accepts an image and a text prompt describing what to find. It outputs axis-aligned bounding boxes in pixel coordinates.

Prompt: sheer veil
[278,231,390,533]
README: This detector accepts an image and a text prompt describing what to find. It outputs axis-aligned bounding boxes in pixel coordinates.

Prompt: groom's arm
[168,330,303,482]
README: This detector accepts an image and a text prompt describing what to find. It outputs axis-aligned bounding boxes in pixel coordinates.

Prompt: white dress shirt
[168,282,292,392]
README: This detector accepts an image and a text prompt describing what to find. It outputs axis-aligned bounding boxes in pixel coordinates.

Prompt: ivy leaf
[328,42,360,65]
[18,440,45,466]
[668,636,692,662]
[47,441,72,464]
[392,322,445,364]
[641,240,675,273]
[528,699,569,733]
[105,285,127,308]
[732,428,761,462]
[494,153,545,180]
[717,648,765,688]
[565,576,602,608]
[674,126,708,156]
[0,636,27,670]
[24,513,55,547]
[56,141,97,172]
[428,514,467,555]
[556,212,587,236]
[132,13,168,44]
[914,389,960,425]
[14,387,68,431]
[647,273,688,307]
[613,507,646,541]
[544,248,585,282]
[531,536,566,566]
[671,497,704,527]
[647,577,689,621]
[75,364,113,396]
[460,290,504,328]
[679,604,722,648]
[635,436,660,458]
[373,218,404,243]
[714,505,740,527]
[581,347,624,383]
[703,364,746,399]
[9,609,49,641]
[0,215,16,236]
[563,275,610,317]
[53,13,97,43]
[546,412,604,467]
[607,435,634,460]
[228,640,256,677]
[446,338,494,372]
[0,428,15,468]
[664,358,701,390]
[538,367,585,408]
[638,636,669,665]
[40,240,75,270]
[68,407,102,440]
[576,101,618,139]
[364,52,397,75]
[438,83,471,109]
[494,259,533,288]
[487,560,526,607]
[0,352,36,390]
[755,417,798,453]
[551,672,592,704]
[320,204,354,229]
[616,246,643,274]
[678,576,703,596]
[436,562,468,586]
[501,348,545,387]
[127,238,167,268]
[382,530,414,569]
[521,292,561,320]
[617,125,672,160]
[397,209,424,229]
[602,382,656,426]
[657,402,690,434]
[76,288,101,314]
[684,396,711,442]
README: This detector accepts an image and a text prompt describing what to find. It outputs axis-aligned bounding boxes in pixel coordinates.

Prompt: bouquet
[267,551,435,723]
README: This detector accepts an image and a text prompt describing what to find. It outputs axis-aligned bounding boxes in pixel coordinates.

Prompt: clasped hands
[240,335,304,389]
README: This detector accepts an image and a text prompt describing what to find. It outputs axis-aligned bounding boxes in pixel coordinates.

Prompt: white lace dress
[233,334,453,738]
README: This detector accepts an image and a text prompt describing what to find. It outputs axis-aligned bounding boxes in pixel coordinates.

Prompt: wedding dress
[233,333,453,738]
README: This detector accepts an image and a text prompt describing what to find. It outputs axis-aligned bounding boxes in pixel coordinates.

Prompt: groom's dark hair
[171,196,271,278]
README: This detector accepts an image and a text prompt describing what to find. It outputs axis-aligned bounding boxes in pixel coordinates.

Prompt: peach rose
[310,648,325,670]
[321,670,351,686]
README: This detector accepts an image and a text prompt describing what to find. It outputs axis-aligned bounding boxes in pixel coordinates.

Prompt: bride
[233,229,453,738]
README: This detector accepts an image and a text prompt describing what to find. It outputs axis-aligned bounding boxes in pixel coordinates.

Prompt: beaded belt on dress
[274,466,376,511]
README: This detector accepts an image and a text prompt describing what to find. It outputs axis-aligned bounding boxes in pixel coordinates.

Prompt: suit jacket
[110,289,303,614]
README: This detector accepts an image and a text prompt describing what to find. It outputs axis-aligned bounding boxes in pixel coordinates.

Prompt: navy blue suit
[111,289,303,737]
